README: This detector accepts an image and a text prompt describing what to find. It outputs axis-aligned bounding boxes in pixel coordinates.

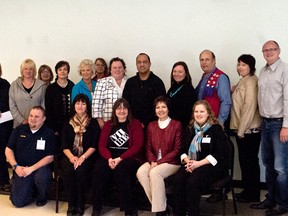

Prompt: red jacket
[99,119,144,163]
[145,119,182,165]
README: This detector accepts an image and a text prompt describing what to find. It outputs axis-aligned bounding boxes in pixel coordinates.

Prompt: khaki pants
[136,162,180,212]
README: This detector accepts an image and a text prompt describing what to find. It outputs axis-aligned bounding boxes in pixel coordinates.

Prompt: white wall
[1,0,288,181]
[1,0,288,88]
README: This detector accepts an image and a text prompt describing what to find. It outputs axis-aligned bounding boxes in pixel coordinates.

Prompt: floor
[1,137,288,216]
[2,190,288,216]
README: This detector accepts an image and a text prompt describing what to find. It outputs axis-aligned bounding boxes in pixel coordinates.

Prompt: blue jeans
[261,119,288,210]
[10,166,52,207]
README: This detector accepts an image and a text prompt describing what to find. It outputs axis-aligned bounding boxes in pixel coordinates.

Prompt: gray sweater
[9,77,46,128]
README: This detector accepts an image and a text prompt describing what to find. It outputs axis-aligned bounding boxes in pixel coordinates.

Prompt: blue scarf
[188,122,211,160]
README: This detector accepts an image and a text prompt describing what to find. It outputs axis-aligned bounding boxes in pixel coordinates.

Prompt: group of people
[0,39,287,216]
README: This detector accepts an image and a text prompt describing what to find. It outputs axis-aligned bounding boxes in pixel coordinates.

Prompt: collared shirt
[258,59,288,127]
[196,68,231,125]
[92,76,127,121]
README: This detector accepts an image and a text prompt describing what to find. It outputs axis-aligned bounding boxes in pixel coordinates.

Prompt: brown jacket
[145,119,182,165]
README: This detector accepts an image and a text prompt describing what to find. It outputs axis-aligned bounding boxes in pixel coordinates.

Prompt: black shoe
[125,209,138,216]
[206,193,227,203]
[91,210,101,216]
[67,206,76,216]
[156,211,167,216]
[265,207,288,216]
[2,183,11,192]
[36,199,47,207]
[250,199,275,209]
[74,207,84,216]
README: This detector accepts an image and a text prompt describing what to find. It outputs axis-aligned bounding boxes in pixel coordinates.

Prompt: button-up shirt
[258,58,288,127]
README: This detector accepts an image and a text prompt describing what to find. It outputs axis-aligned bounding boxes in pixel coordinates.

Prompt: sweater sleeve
[98,121,112,160]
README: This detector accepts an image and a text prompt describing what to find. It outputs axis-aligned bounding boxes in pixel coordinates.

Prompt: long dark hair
[111,98,132,126]
[170,61,192,85]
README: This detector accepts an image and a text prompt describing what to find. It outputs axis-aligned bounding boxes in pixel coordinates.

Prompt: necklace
[57,80,68,88]
[169,84,184,97]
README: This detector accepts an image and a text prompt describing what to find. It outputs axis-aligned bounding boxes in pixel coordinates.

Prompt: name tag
[36,140,45,150]
[202,137,211,143]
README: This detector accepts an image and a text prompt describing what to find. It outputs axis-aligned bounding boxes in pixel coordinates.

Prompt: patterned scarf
[188,122,211,160]
[69,113,90,157]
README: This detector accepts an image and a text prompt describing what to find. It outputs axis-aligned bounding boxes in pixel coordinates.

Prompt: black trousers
[0,122,12,185]
[236,132,261,199]
[172,165,221,216]
[92,157,140,212]
[61,157,93,209]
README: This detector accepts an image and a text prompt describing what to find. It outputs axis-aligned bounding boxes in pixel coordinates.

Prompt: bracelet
[81,155,86,160]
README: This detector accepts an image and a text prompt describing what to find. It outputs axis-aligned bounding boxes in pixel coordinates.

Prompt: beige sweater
[230,75,262,137]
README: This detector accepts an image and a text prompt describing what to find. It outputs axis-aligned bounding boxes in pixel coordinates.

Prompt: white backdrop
[1,0,288,181]
[1,0,288,87]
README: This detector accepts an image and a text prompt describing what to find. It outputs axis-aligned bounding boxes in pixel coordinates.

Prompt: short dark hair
[111,98,132,126]
[237,54,256,75]
[108,57,126,73]
[71,94,92,118]
[55,61,70,74]
[31,106,46,117]
[170,61,192,85]
[153,96,171,112]
[137,53,151,63]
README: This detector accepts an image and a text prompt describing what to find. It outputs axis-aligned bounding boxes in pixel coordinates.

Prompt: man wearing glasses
[251,40,288,216]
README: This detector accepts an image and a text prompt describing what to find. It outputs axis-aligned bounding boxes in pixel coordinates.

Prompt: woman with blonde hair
[71,59,96,104]
[172,100,229,216]
[9,59,46,128]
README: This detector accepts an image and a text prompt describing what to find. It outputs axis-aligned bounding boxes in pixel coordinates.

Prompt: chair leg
[231,187,238,214]
[55,174,59,213]
[222,190,226,216]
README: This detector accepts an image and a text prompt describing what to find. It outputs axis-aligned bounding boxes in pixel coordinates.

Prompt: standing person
[230,54,262,203]
[37,64,54,86]
[172,100,229,216]
[45,61,74,151]
[123,53,166,129]
[71,59,96,104]
[91,98,144,216]
[0,63,13,191]
[250,40,288,216]
[92,57,127,128]
[9,59,46,128]
[93,57,109,81]
[136,96,181,216]
[5,106,55,207]
[195,50,231,128]
[61,94,100,216]
[167,61,197,128]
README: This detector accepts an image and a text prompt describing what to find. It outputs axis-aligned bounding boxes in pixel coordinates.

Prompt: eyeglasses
[262,48,279,53]
[96,64,104,67]
[116,107,128,111]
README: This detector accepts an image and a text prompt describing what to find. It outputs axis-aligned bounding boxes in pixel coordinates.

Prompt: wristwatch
[12,163,19,170]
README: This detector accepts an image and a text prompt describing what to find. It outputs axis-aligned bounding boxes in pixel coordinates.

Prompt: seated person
[137,96,182,216]
[172,100,228,216]
[91,98,144,216]
[61,94,100,216]
[5,106,55,207]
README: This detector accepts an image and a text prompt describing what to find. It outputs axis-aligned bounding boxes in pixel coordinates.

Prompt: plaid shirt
[92,76,127,121]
